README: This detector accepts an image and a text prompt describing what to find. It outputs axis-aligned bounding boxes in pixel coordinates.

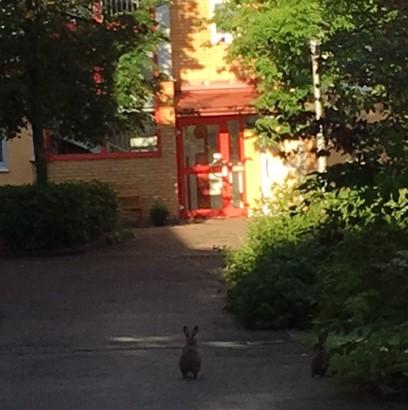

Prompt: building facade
[1,1,318,220]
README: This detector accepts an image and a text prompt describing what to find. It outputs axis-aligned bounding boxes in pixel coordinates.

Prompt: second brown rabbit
[179,325,201,379]
[311,332,330,378]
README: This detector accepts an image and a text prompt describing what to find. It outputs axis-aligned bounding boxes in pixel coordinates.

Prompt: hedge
[0,181,118,251]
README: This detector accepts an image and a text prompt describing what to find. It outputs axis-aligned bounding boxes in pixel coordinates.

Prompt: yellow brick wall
[0,128,35,186]
[48,126,179,217]
[242,130,262,211]
[171,0,238,86]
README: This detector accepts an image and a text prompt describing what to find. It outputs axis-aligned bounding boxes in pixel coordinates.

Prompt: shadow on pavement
[0,218,403,409]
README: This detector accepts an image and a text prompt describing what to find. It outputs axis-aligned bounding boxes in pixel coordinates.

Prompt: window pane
[227,120,240,165]
[231,171,242,208]
[207,124,219,163]
[51,112,158,155]
[51,136,103,155]
[183,125,205,167]
[0,136,8,169]
[108,113,159,153]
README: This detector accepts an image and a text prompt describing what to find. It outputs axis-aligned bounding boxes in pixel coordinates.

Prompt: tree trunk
[25,0,48,185]
[32,119,48,185]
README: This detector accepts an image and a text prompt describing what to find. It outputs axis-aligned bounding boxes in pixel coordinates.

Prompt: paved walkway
[0,219,402,409]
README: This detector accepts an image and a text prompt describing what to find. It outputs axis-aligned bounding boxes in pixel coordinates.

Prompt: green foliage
[149,200,170,226]
[224,179,408,386]
[0,181,118,251]
[317,227,408,331]
[314,196,408,387]
[216,1,408,170]
[218,0,408,387]
[0,0,166,183]
[329,325,408,388]
[215,0,323,145]
[223,185,325,329]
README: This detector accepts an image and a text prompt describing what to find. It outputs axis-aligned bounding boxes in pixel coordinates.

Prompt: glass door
[178,117,246,218]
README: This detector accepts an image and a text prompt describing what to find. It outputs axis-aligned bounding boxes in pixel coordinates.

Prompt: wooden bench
[117,194,143,226]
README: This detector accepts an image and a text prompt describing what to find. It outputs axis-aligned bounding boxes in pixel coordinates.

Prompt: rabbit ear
[183,326,189,337]
[192,326,199,337]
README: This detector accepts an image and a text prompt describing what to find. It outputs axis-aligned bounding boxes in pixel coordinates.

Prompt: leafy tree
[215,0,408,192]
[218,1,408,388]
[321,1,408,193]
[0,0,165,184]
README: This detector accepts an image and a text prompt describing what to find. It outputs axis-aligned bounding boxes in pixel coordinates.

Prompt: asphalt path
[0,220,403,409]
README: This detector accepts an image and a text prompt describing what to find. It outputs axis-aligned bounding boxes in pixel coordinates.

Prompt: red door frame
[176,115,247,218]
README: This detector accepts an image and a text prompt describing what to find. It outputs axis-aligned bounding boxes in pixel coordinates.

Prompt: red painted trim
[47,150,161,162]
[239,117,249,208]
[177,115,247,126]
[182,164,223,174]
[176,118,186,212]
[181,209,248,219]
[177,109,256,117]
[180,82,255,92]
[181,209,229,218]
[176,115,249,219]
[176,84,257,117]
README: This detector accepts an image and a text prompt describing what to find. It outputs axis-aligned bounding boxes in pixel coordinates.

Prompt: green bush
[317,228,408,330]
[0,181,118,251]
[225,250,319,329]
[223,185,326,329]
[330,325,408,388]
[315,225,408,388]
[224,178,408,387]
[149,200,169,226]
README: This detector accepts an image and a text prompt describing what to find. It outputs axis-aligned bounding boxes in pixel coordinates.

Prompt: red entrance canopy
[176,87,257,116]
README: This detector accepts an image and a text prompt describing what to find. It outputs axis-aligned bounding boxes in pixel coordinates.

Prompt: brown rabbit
[311,332,330,378]
[179,325,201,379]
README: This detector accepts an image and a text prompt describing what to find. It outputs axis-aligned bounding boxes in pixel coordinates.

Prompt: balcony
[103,0,139,15]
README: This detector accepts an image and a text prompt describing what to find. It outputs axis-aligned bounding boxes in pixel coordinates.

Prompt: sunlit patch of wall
[0,127,34,186]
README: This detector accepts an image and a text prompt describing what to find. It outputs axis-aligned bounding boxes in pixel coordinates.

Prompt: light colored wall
[170,0,239,87]
[0,128,34,186]
[244,135,318,212]
[242,129,262,211]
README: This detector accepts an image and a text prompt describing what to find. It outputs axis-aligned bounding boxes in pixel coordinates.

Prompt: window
[50,136,103,155]
[210,0,233,45]
[49,112,159,158]
[0,135,8,171]
[107,112,159,153]
[104,0,139,16]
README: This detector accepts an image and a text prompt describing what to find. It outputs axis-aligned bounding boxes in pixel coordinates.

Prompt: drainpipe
[310,39,327,173]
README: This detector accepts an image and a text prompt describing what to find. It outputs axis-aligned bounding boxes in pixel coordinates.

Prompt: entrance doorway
[177,116,247,218]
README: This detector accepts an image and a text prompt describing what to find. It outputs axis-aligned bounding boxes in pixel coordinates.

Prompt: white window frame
[209,0,233,45]
[0,137,9,172]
